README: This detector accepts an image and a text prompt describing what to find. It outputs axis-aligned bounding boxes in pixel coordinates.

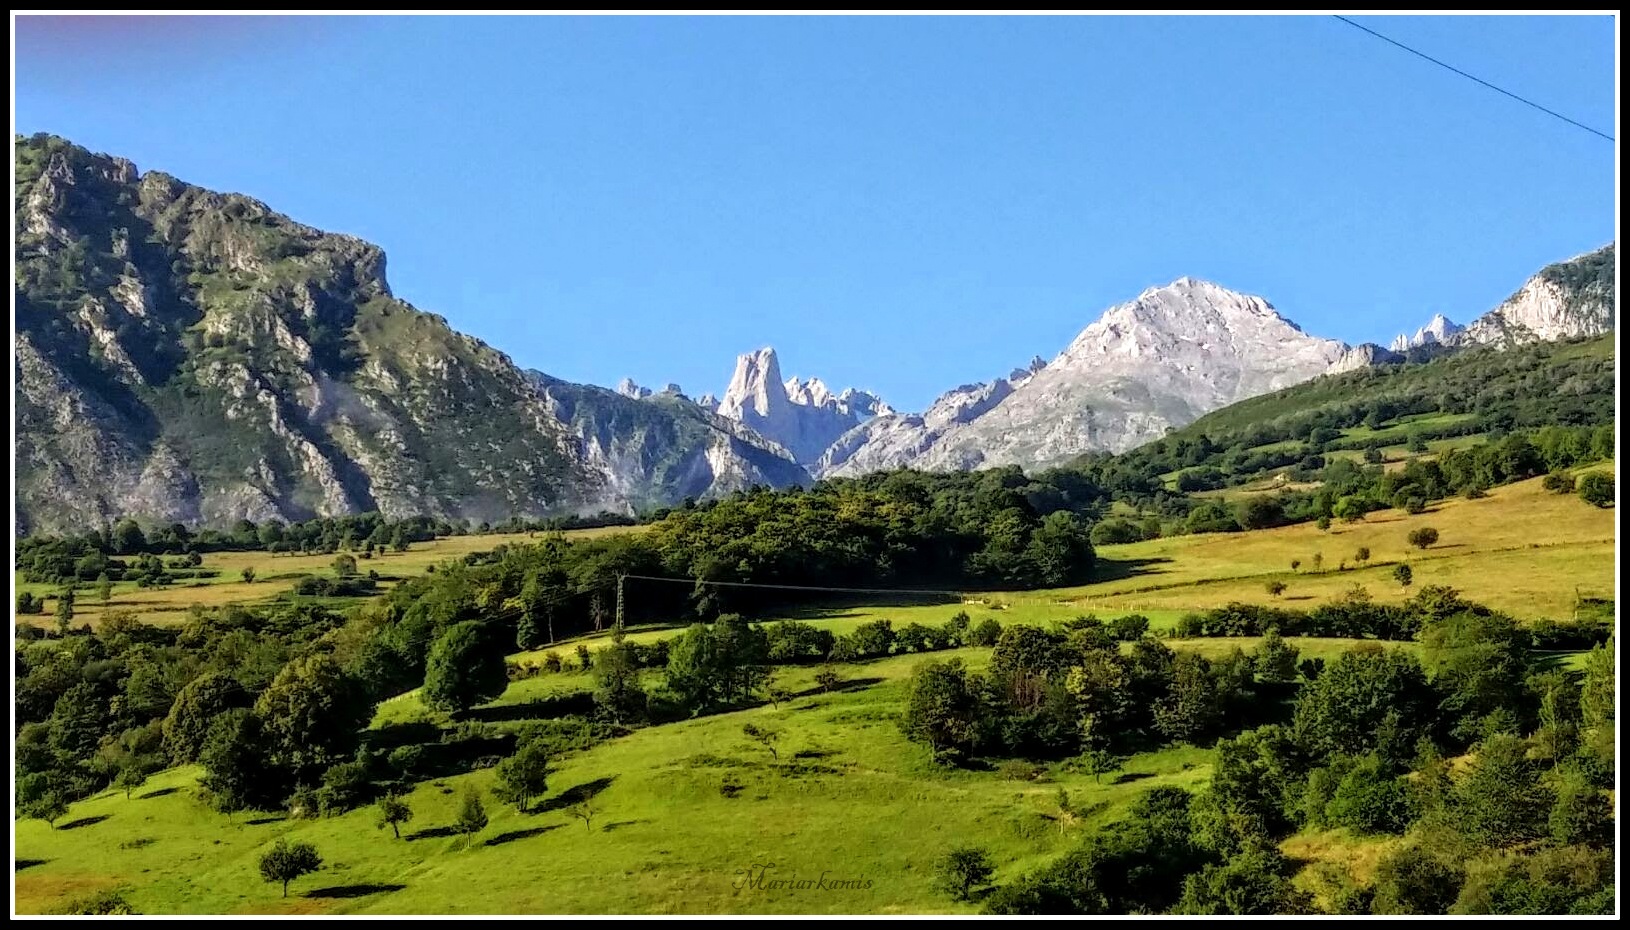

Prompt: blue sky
[14,14,1617,411]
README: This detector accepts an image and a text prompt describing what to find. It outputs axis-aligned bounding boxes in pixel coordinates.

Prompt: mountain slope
[13,134,613,532]
[1384,244,1616,353]
[1165,333,1614,447]
[822,278,1347,475]
[529,373,809,507]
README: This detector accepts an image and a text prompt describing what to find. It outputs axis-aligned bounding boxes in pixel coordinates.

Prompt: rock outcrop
[713,347,889,465]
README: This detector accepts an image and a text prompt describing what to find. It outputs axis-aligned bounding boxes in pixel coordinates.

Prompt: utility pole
[614,574,625,634]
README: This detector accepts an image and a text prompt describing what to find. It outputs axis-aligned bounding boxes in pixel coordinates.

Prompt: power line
[617,572,1069,606]
[1333,14,1614,143]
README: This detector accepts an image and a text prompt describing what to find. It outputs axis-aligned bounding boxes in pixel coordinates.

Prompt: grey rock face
[1390,313,1465,351]
[1453,244,1615,347]
[824,277,1347,474]
[15,134,603,532]
[1328,343,1405,375]
[714,347,889,465]
[528,372,808,509]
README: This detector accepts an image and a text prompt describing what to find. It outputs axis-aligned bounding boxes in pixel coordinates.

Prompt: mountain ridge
[13,134,1617,531]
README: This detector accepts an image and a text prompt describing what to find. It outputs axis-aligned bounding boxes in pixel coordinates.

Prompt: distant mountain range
[11,134,1617,531]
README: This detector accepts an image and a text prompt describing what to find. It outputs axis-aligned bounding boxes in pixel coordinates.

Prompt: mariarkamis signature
[732,861,874,894]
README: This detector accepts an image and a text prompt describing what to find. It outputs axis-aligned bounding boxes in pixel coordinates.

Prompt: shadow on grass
[139,786,179,799]
[245,816,286,826]
[16,859,48,871]
[366,721,443,752]
[484,825,562,847]
[305,883,407,899]
[405,825,461,841]
[1089,557,1175,585]
[1113,772,1154,785]
[537,776,616,813]
[791,676,884,700]
[58,814,111,830]
[464,691,595,724]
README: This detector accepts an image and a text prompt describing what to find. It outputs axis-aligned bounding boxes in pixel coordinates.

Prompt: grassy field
[12,465,1611,913]
[16,647,1215,915]
[1076,468,1614,621]
[14,527,639,628]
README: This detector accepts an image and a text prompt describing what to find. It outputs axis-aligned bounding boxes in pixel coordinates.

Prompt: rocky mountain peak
[616,377,652,399]
[717,346,791,422]
[712,346,891,465]
[1390,312,1464,351]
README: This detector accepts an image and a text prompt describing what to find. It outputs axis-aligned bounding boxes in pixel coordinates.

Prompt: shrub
[1576,472,1613,508]
[934,846,996,902]
[1407,527,1439,550]
[967,618,1003,647]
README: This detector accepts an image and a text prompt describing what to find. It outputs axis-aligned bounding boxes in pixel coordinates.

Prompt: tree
[742,723,780,761]
[1353,547,1370,564]
[1420,610,1530,744]
[1236,496,1287,530]
[1576,472,1613,508]
[1406,433,1428,453]
[1175,847,1313,915]
[1579,640,1614,773]
[253,654,373,781]
[900,659,984,764]
[1153,653,1220,743]
[114,763,148,800]
[494,740,552,813]
[95,573,113,604]
[55,587,76,630]
[1108,614,1150,642]
[375,793,414,839]
[592,641,648,723]
[163,672,244,762]
[259,839,322,897]
[1393,563,1413,591]
[1543,470,1576,494]
[1332,496,1368,523]
[1311,552,1324,572]
[1264,580,1286,598]
[1252,628,1300,686]
[199,709,277,815]
[240,567,256,584]
[569,798,598,832]
[1315,515,1331,532]
[1054,787,1079,833]
[1324,755,1410,834]
[1080,748,1121,784]
[1549,769,1612,846]
[1407,527,1439,550]
[814,666,842,693]
[1294,650,1433,762]
[423,621,508,714]
[1289,559,1301,572]
[1371,843,1463,915]
[934,846,995,902]
[1453,734,1553,847]
[111,518,147,555]
[665,623,727,710]
[1024,510,1097,586]
[967,618,1003,647]
[455,788,488,848]
[17,773,69,828]
[332,553,358,576]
